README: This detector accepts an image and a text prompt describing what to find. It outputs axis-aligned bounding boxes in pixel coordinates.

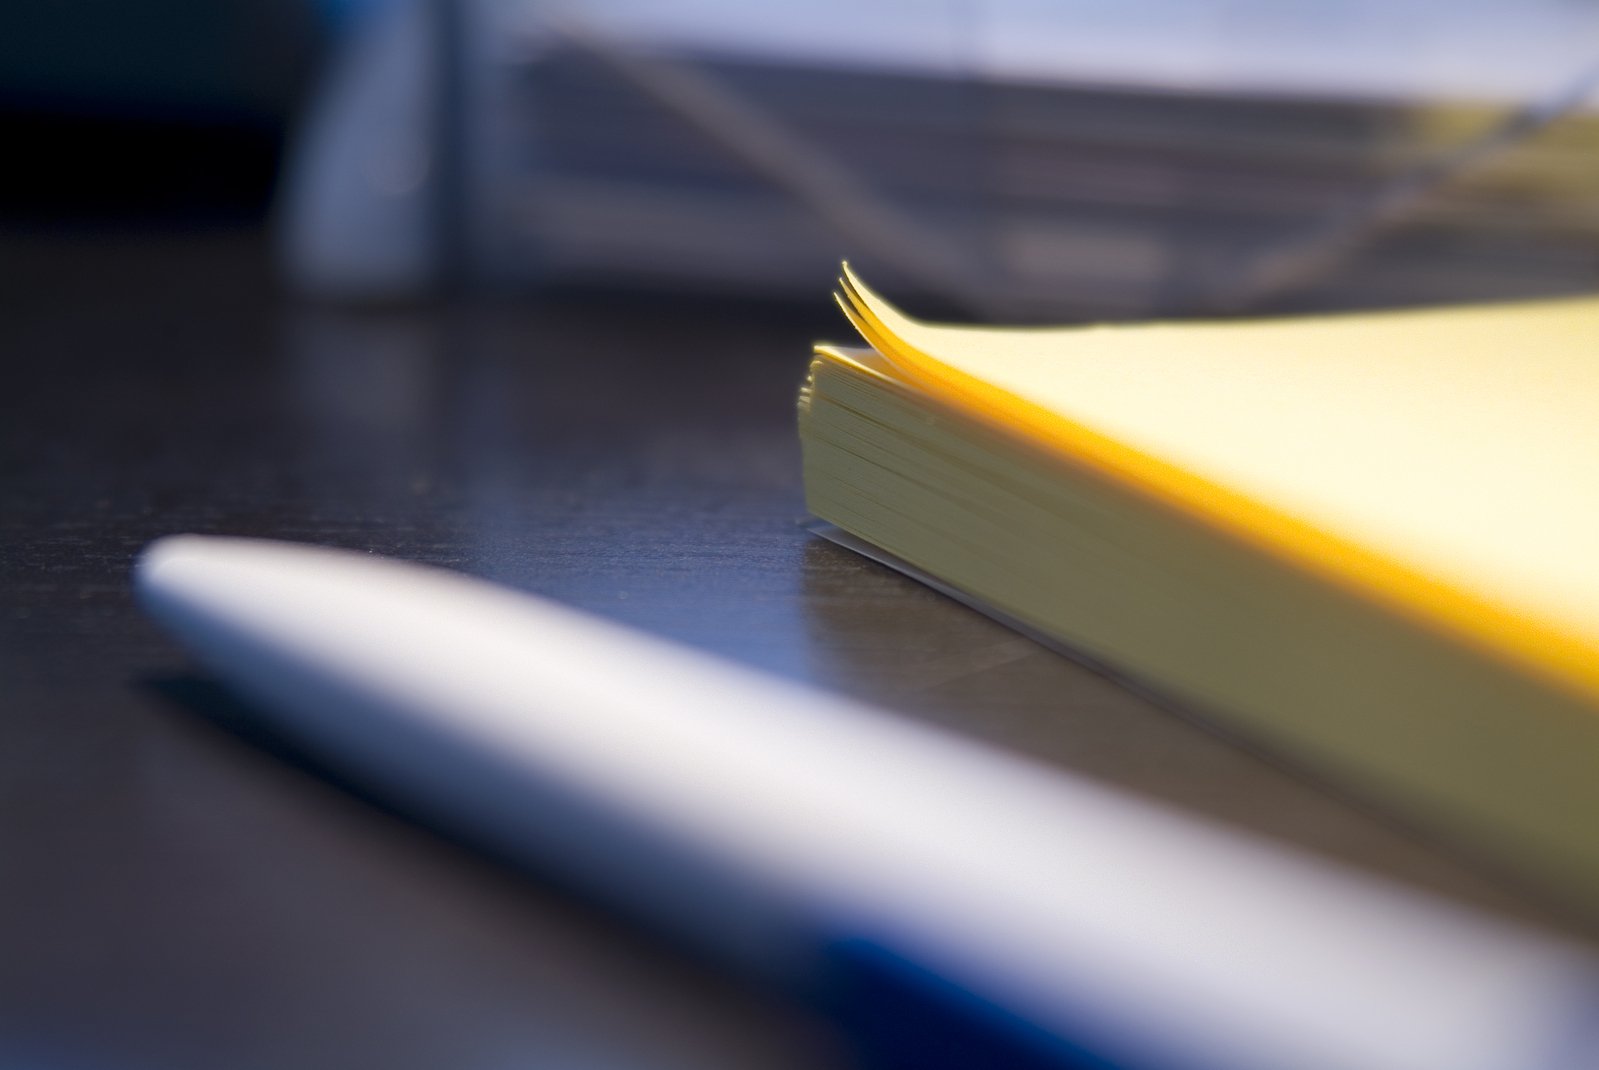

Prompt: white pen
[135,535,1599,1070]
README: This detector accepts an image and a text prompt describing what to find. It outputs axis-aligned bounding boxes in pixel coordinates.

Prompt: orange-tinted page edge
[830,266,1599,710]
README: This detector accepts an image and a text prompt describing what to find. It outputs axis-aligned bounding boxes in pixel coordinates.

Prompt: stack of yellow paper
[800,267,1599,906]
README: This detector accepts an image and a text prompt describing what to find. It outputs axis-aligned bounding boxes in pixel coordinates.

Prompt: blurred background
[6,0,1599,319]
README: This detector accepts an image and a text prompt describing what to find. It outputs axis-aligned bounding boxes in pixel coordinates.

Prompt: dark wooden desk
[0,229,1579,1069]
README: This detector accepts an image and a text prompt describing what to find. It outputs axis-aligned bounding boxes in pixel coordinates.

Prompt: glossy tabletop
[1,229,1584,1069]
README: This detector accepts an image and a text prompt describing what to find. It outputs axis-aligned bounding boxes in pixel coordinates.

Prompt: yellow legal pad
[800,265,1599,906]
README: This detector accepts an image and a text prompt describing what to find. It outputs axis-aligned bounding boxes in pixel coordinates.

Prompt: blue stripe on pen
[822,936,1153,1070]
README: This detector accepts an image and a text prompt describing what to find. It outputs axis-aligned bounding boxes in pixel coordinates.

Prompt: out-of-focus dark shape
[281,0,1599,317]
[0,0,325,223]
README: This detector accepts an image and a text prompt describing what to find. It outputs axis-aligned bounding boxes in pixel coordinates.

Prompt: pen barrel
[137,536,1599,1070]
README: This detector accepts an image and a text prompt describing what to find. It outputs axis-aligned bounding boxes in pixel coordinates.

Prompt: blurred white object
[279,0,442,298]
[279,0,1599,314]
[137,534,1599,1070]
[281,0,1599,315]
